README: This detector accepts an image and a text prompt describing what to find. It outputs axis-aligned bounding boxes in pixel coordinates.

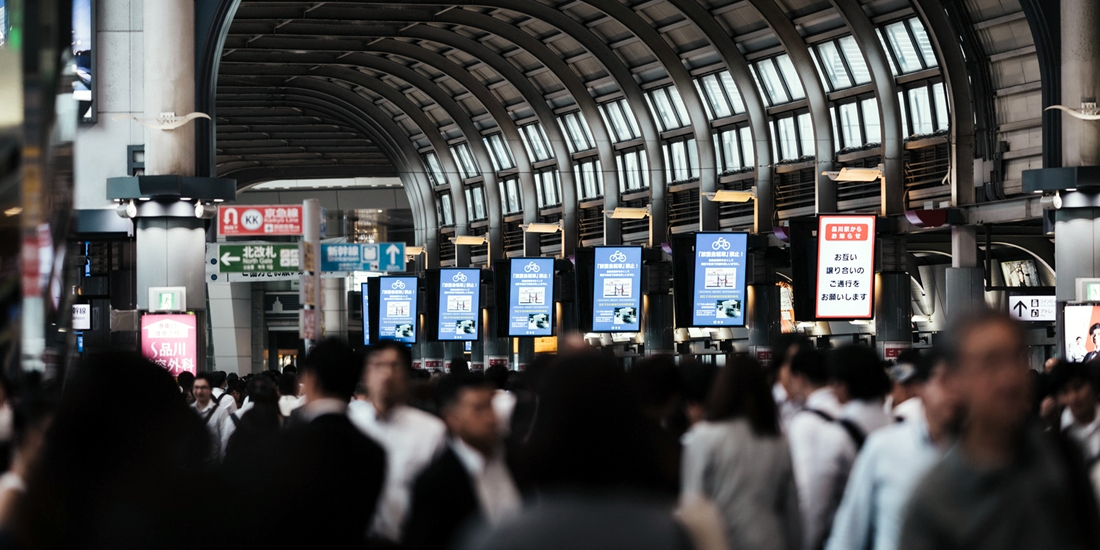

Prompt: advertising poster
[438,268,481,341]
[692,233,748,327]
[378,276,417,344]
[360,282,371,346]
[592,247,642,332]
[1064,305,1100,362]
[509,258,554,337]
[1000,260,1041,288]
[815,215,876,319]
[141,314,198,377]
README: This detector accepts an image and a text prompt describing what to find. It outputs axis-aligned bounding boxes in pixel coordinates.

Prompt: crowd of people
[0,308,1094,549]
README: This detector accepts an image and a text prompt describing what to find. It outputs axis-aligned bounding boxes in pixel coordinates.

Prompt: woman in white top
[681,356,801,550]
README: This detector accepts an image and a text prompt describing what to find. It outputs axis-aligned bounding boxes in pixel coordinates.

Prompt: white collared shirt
[347,400,447,542]
[212,387,238,416]
[787,387,849,550]
[192,399,231,458]
[774,383,804,434]
[1061,405,1100,463]
[449,438,522,525]
[220,400,255,458]
[891,397,924,424]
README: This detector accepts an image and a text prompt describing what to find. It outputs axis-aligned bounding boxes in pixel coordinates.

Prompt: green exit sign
[216,244,300,273]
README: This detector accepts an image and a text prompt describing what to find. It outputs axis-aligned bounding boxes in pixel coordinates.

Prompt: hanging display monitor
[508,258,555,337]
[815,215,876,319]
[360,282,371,346]
[692,233,749,327]
[378,276,418,344]
[591,247,642,332]
[438,268,481,341]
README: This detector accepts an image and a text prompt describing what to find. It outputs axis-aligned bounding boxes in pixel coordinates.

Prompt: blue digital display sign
[378,276,418,343]
[438,269,481,341]
[508,258,555,337]
[591,247,642,332]
[692,233,748,327]
[360,282,371,346]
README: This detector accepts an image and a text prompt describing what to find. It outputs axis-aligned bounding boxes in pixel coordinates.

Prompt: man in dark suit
[404,374,522,550]
[272,338,387,549]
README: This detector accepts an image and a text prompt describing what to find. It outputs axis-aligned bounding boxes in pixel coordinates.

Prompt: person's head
[353,382,368,401]
[449,357,470,377]
[484,364,510,391]
[829,345,890,404]
[177,371,195,393]
[1050,361,1098,423]
[299,338,361,402]
[211,371,228,390]
[679,360,717,427]
[787,348,828,401]
[1090,323,1100,348]
[913,347,961,436]
[193,372,214,407]
[706,356,779,436]
[247,375,279,408]
[282,365,297,376]
[770,333,810,393]
[943,309,1031,433]
[277,373,299,398]
[889,349,924,405]
[627,355,680,421]
[438,373,498,454]
[363,341,413,410]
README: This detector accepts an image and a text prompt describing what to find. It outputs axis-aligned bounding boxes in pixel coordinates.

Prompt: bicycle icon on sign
[609,250,628,263]
[711,237,731,251]
[392,280,406,290]
[453,272,468,283]
[524,262,541,273]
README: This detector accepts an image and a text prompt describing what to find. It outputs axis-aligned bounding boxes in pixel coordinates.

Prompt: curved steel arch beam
[747,0,837,213]
[828,0,904,215]
[337,47,510,262]
[663,0,774,232]
[196,0,242,177]
[911,0,975,206]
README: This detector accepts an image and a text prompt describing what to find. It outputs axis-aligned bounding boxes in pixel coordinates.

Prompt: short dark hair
[247,375,279,407]
[1091,323,1100,337]
[1049,361,1095,394]
[277,373,298,397]
[436,373,490,412]
[789,349,828,386]
[627,355,679,409]
[706,355,779,436]
[300,338,361,401]
[828,345,890,400]
[366,340,413,372]
[912,347,947,384]
[679,360,717,405]
[770,333,811,367]
[177,371,195,391]
[211,371,227,389]
[194,372,215,387]
[449,357,470,376]
[485,364,510,390]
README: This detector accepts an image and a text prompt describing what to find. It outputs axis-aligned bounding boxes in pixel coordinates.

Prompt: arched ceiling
[213,0,1044,263]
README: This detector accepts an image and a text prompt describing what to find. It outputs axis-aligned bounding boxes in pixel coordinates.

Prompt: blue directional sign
[508,258,555,337]
[360,282,371,346]
[320,242,407,272]
[591,247,642,332]
[378,276,418,343]
[438,269,481,341]
[692,233,748,327]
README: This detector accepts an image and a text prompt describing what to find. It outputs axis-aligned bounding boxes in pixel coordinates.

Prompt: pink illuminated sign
[141,314,198,377]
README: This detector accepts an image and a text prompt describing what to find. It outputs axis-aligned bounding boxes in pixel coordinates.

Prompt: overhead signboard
[1008,295,1056,322]
[218,205,303,236]
[321,242,407,273]
[72,304,91,331]
[141,314,198,377]
[692,233,748,327]
[592,247,642,332]
[361,283,371,346]
[214,244,300,273]
[509,258,555,337]
[378,276,418,344]
[815,215,876,319]
[438,268,481,341]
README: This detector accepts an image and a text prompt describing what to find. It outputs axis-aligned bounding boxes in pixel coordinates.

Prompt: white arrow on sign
[386,244,402,264]
[223,208,238,226]
[221,251,241,266]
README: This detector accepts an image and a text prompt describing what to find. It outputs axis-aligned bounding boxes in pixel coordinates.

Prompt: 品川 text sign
[815,215,876,319]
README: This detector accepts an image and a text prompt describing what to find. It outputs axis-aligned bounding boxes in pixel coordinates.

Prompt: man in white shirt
[1050,361,1100,464]
[191,372,232,460]
[771,334,812,433]
[348,341,447,544]
[210,371,238,418]
[405,374,522,550]
[887,350,925,423]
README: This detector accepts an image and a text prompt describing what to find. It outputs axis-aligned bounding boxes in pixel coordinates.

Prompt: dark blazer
[404,446,481,550]
[276,413,387,549]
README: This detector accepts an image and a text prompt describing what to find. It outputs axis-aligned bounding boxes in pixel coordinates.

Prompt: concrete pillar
[643,294,675,356]
[748,284,782,347]
[207,282,251,375]
[482,306,511,370]
[322,277,347,341]
[443,342,466,372]
[1054,208,1100,302]
[1061,0,1100,168]
[875,273,912,352]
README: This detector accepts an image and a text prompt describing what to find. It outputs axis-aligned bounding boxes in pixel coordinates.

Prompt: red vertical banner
[141,314,198,377]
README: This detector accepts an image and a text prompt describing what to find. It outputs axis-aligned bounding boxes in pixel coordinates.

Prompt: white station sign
[815,215,876,319]
[1008,295,1056,322]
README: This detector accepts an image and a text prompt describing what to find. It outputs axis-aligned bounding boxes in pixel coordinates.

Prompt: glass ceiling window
[437,192,454,226]
[520,123,553,162]
[617,149,649,191]
[883,18,938,75]
[534,169,562,208]
[574,158,604,200]
[423,152,447,187]
[695,71,746,120]
[498,177,522,214]
[558,111,596,154]
[753,55,804,106]
[464,185,487,221]
[813,36,872,92]
[599,99,642,142]
[646,86,692,132]
[483,134,515,172]
[771,112,814,162]
[714,125,754,175]
[899,81,949,137]
[450,143,479,180]
[662,138,699,183]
